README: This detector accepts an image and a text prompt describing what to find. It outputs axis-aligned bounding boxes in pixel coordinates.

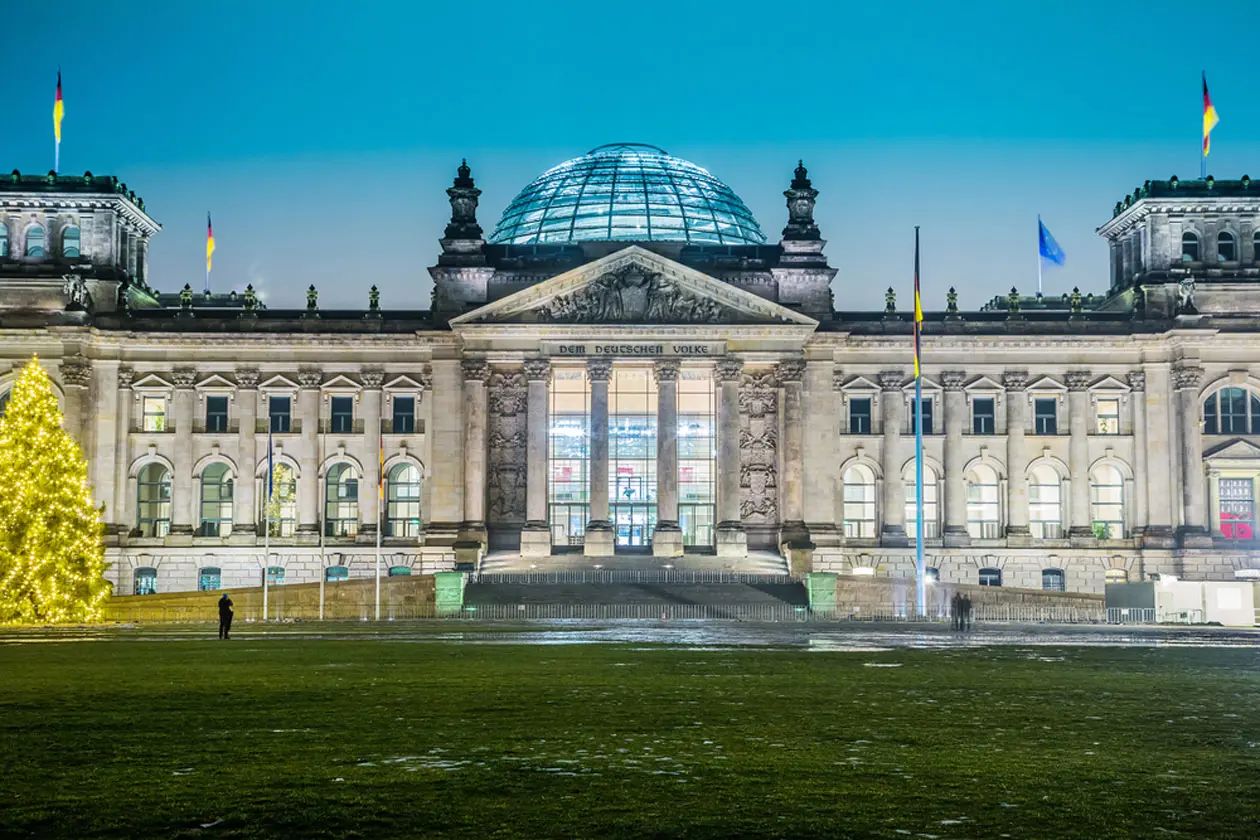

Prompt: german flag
[913,227,923,378]
[1203,72,1219,157]
[206,212,215,273]
[53,71,64,144]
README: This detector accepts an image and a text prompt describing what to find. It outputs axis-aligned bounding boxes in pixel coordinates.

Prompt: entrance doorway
[613,504,657,547]
[679,503,715,549]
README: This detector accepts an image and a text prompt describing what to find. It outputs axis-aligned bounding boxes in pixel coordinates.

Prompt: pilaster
[1003,371,1030,543]
[1173,364,1211,546]
[168,368,197,542]
[1066,371,1093,540]
[232,369,259,540]
[296,367,321,542]
[941,371,970,546]
[521,358,552,557]
[359,369,384,541]
[113,367,133,534]
[878,370,907,545]
[459,359,490,548]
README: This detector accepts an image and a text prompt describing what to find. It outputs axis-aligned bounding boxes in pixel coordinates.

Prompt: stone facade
[4,159,1260,597]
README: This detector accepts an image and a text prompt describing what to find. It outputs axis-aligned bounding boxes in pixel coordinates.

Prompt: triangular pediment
[259,374,300,392]
[321,374,362,392]
[964,375,1004,392]
[383,374,427,391]
[195,374,237,391]
[1205,438,1260,461]
[902,375,941,392]
[1090,375,1131,392]
[131,373,173,391]
[841,375,881,392]
[450,246,818,327]
[1026,375,1067,392]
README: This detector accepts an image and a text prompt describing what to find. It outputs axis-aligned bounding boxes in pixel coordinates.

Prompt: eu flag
[1038,217,1066,266]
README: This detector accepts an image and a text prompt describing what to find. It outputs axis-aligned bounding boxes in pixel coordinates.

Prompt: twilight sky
[5,0,1258,312]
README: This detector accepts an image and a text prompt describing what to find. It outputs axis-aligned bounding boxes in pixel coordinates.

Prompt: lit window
[1218,477,1255,540]
[972,398,995,434]
[136,464,171,537]
[325,566,349,582]
[205,395,229,433]
[978,567,1002,587]
[0,223,8,257]
[388,566,412,577]
[1203,388,1260,435]
[198,567,222,591]
[843,465,877,538]
[386,463,422,537]
[269,396,291,433]
[330,396,354,433]
[1034,398,1057,435]
[1181,232,1200,262]
[965,464,1002,539]
[1217,231,1236,262]
[62,226,81,258]
[848,397,872,434]
[1090,464,1125,539]
[903,463,939,539]
[548,367,590,547]
[392,396,415,433]
[910,396,934,435]
[199,463,233,537]
[677,370,717,549]
[1095,398,1120,434]
[265,463,297,537]
[26,225,45,257]
[324,463,359,537]
[142,396,166,432]
[133,567,158,595]
[1105,568,1128,584]
[1041,568,1066,591]
[1029,464,1063,539]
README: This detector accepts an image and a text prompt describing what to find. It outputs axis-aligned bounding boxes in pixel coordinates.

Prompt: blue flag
[1038,217,1066,266]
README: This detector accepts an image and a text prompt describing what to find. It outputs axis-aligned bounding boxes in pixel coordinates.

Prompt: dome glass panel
[490,144,766,246]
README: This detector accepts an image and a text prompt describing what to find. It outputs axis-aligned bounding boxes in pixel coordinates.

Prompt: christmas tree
[0,357,109,623]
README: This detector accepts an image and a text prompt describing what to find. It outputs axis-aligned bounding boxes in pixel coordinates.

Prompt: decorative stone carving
[361,369,385,390]
[1172,365,1204,390]
[716,358,744,382]
[523,358,550,381]
[539,265,726,323]
[1176,279,1197,315]
[739,371,779,524]
[878,370,904,392]
[586,358,613,381]
[776,359,805,383]
[1002,371,1028,391]
[461,360,490,382]
[62,274,88,309]
[416,365,434,391]
[781,161,820,241]
[117,367,134,389]
[172,368,197,389]
[832,370,845,392]
[297,369,322,389]
[444,159,484,241]
[60,358,92,388]
[486,370,528,525]
[235,368,260,389]
[1127,371,1146,392]
[941,370,966,391]
[1065,370,1092,391]
[652,360,680,383]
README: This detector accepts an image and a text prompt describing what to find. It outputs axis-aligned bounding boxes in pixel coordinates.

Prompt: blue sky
[4,0,1257,311]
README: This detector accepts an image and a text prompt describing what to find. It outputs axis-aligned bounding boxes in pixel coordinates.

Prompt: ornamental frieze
[539,265,727,323]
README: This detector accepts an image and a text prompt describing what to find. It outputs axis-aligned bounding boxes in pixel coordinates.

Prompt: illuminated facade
[3,157,1260,596]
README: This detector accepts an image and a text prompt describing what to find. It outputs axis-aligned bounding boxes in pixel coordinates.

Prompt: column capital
[172,368,197,390]
[461,359,490,383]
[941,370,966,391]
[361,368,385,389]
[297,368,322,390]
[715,358,744,382]
[1127,370,1146,392]
[653,360,680,383]
[117,366,134,390]
[523,358,550,382]
[1002,370,1028,392]
[235,368,260,390]
[1172,364,1204,391]
[60,357,92,389]
[832,370,845,392]
[586,358,613,382]
[1065,370,1092,391]
[878,370,904,392]
[776,359,805,383]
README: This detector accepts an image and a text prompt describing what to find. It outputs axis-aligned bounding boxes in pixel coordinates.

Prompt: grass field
[1,627,1258,839]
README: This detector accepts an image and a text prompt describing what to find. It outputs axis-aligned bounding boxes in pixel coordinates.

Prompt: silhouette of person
[218,593,234,640]
[950,592,962,630]
[962,595,973,631]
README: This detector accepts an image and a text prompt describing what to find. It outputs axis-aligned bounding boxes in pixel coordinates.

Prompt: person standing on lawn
[218,593,234,639]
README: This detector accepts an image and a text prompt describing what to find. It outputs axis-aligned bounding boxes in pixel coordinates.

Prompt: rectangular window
[269,396,291,433]
[330,396,354,433]
[972,398,995,434]
[205,396,229,433]
[1221,389,1248,434]
[1034,398,1058,435]
[392,396,415,434]
[198,567,222,591]
[910,397,933,435]
[1095,397,1120,434]
[848,398,871,434]
[1219,477,1255,540]
[142,396,167,432]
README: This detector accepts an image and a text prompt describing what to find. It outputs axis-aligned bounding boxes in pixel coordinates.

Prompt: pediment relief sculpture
[538,265,729,324]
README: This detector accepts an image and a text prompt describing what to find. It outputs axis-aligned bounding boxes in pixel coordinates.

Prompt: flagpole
[318,423,326,622]
[914,226,926,618]
[263,430,272,623]
[1037,216,1044,296]
[1201,72,1206,181]
[55,141,59,176]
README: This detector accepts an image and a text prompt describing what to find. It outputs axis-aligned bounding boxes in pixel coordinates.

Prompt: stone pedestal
[583,523,615,557]
[651,524,684,557]
[785,543,815,577]
[715,524,748,558]
[520,525,553,557]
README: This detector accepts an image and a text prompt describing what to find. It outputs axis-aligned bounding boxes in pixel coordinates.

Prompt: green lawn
[1,629,1257,839]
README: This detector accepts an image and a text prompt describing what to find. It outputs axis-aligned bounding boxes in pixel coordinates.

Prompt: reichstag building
[2,143,1259,595]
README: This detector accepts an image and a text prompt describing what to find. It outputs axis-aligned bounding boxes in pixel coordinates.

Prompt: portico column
[1173,364,1211,545]
[652,361,683,557]
[113,367,134,533]
[941,371,969,546]
[1128,371,1148,545]
[1066,371,1092,537]
[296,368,321,539]
[360,370,384,540]
[584,359,614,556]
[879,371,906,544]
[521,359,552,557]
[1004,372,1030,540]
[169,368,197,539]
[777,359,809,546]
[460,360,490,544]
[233,369,259,538]
[714,358,746,557]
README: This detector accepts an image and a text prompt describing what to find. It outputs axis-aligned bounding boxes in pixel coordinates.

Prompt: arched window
[133,566,158,595]
[1203,387,1260,435]
[264,463,297,537]
[1090,464,1125,539]
[198,567,222,591]
[0,223,8,257]
[0,390,9,419]
[388,565,412,577]
[325,566,349,582]
[62,225,81,259]
[978,567,1002,586]
[136,463,172,537]
[199,464,234,537]
[324,463,359,537]
[1029,464,1063,539]
[842,464,876,538]
[1042,568,1066,591]
[903,463,939,539]
[26,225,46,257]
[1181,232,1199,262]
[1217,231,1236,262]
[1105,568,1129,584]
[386,463,422,537]
[965,464,1002,539]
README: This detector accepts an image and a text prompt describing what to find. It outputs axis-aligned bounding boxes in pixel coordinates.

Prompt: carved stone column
[1128,371,1148,547]
[521,359,552,557]
[114,367,133,533]
[1173,364,1211,546]
[715,358,747,557]
[460,360,490,547]
[1066,371,1093,538]
[233,369,259,539]
[777,359,809,547]
[652,361,683,557]
[584,359,614,556]
[296,368,322,540]
[168,368,197,540]
[59,357,91,447]
[359,369,384,541]
[1004,371,1030,541]
[941,371,969,546]
[879,371,907,545]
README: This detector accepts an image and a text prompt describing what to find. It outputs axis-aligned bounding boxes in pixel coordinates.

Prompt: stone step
[463,581,809,607]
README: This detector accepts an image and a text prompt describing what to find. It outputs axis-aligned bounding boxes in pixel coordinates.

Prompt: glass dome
[490,143,766,246]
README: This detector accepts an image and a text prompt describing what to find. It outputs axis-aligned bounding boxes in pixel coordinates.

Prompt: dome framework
[490,143,766,246]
